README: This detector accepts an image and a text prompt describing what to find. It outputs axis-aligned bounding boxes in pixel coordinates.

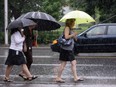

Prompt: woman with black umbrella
[4,28,37,82]
[19,25,38,80]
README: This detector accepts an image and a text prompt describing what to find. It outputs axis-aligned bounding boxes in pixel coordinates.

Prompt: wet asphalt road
[0,46,116,87]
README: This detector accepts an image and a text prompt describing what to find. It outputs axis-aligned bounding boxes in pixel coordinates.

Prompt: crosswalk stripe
[0,64,104,67]
[1,55,116,59]
[0,75,116,79]
[0,55,52,58]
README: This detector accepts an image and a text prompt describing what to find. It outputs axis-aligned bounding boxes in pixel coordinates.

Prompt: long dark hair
[10,28,19,35]
[65,19,75,28]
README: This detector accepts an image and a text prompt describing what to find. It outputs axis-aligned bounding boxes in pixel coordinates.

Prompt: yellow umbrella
[59,10,95,24]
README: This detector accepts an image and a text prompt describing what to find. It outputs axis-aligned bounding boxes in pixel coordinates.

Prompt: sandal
[55,79,65,83]
[4,77,12,82]
[74,78,84,82]
[19,74,28,80]
[26,76,38,81]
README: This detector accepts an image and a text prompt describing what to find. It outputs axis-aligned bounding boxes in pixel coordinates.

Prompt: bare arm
[64,27,77,39]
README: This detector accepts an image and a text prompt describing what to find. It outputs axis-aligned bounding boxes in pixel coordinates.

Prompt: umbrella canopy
[59,10,95,24]
[7,18,37,30]
[17,11,61,31]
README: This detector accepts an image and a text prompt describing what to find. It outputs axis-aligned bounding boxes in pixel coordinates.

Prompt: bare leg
[19,64,35,80]
[21,64,37,81]
[4,65,13,79]
[21,64,32,77]
[71,60,78,81]
[56,61,67,81]
[19,70,25,76]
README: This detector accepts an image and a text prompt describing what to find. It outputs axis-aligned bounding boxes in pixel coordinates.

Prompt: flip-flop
[55,79,65,83]
[4,77,12,82]
[19,74,28,80]
[26,76,38,81]
[74,78,84,82]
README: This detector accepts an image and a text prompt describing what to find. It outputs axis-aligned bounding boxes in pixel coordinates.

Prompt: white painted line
[0,56,6,57]
[38,75,116,80]
[0,55,52,58]
[1,55,116,59]
[0,75,116,80]
[33,84,116,87]
[33,56,52,58]
[31,64,103,67]
[0,47,50,49]
[78,56,116,58]
[0,84,114,87]
[0,64,104,67]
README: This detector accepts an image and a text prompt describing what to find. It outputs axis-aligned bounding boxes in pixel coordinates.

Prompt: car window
[107,26,116,35]
[86,26,106,36]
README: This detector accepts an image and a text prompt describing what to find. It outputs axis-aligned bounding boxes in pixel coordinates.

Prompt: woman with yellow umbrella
[55,18,83,83]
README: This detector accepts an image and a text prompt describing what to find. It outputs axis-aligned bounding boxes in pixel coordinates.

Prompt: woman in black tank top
[55,19,83,83]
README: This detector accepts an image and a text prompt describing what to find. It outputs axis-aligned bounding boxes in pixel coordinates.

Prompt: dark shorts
[5,49,27,65]
[59,48,75,61]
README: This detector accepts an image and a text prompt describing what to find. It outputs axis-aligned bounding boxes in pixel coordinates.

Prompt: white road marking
[0,75,116,80]
[31,64,104,67]
[0,63,105,67]
[0,55,52,58]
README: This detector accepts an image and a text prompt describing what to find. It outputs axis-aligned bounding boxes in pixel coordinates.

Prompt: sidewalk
[0,43,51,47]
[0,44,116,57]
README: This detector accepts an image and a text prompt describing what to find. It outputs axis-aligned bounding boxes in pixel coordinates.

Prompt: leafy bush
[0,32,4,44]
[37,30,61,44]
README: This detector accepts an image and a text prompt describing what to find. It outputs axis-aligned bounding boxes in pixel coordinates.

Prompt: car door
[75,25,107,53]
[102,25,116,52]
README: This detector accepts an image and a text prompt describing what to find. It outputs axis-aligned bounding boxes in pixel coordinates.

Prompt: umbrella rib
[32,12,36,18]
[39,12,41,19]
[44,13,50,20]
[36,11,41,19]
[23,12,30,18]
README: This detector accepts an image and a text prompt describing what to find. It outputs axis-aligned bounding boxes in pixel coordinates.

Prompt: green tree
[68,0,116,23]
[69,0,87,10]
[0,0,4,31]
[97,0,116,22]
[8,0,62,20]
[39,0,62,20]
[0,0,62,44]
[0,0,5,43]
[84,0,116,23]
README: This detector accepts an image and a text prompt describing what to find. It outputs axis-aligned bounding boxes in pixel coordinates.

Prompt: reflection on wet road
[0,47,116,87]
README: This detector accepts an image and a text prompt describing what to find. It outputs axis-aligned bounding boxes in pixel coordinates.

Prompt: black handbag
[50,30,72,52]
[58,35,72,46]
[50,39,61,53]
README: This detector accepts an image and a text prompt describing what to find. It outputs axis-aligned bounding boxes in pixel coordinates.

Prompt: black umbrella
[7,18,37,30]
[17,11,61,31]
